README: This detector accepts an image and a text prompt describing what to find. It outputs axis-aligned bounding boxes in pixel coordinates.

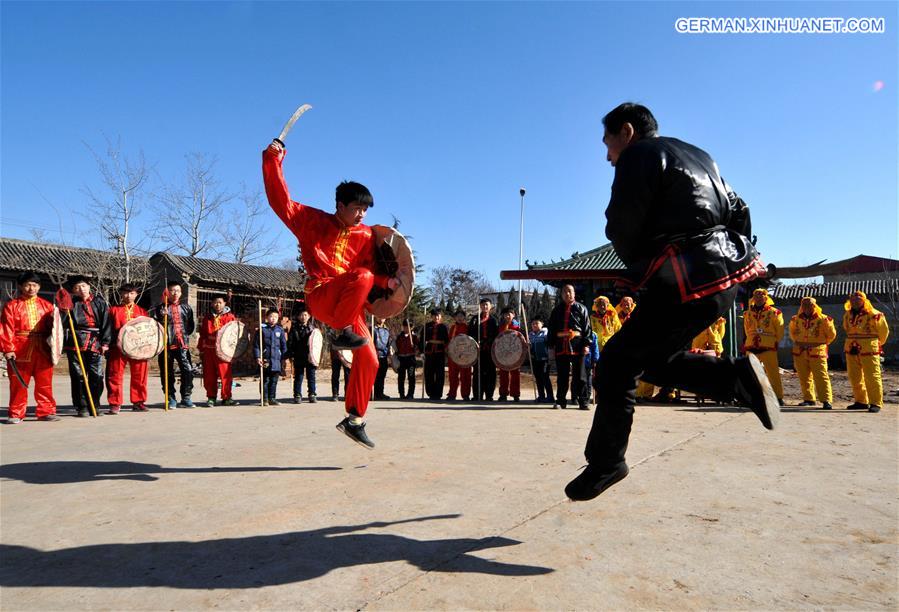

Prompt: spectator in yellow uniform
[843,291,890,413]
[615,296,636,324]
[591,296,621,351]
[692,317,727,356]
[743,288,784,405]
[788,297,836,409]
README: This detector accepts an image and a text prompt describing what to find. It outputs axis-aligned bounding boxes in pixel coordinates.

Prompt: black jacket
[152,302,195,349]
[468,314,498,350]
[63,294,112,354]
[546,301,591,354]
[288,323,314,362]
[605,136,763,302]
[422,322,449,355]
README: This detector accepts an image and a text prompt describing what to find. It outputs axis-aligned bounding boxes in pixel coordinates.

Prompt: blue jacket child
[254,309,288,404]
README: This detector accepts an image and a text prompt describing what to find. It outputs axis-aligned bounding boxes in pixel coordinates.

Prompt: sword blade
[277,104,313,143]
[7,358,27,389]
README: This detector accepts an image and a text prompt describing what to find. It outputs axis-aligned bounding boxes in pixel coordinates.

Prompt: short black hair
[430,308,442,315]
[602,103,658,139]
[402,319,411,327]
[211,294,227,302]
[16,271,40,285]
[119,283,139,293]
[531,316,543,323]
[166,280,182,289]
[479,298,492,305]
[266,308,280,316]
[454,309,466,317]
[69,275,90,286]
[500,306,515,315]
[335,181,373,209]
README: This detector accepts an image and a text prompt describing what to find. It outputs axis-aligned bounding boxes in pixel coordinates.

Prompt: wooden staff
[258,300,264,407]
[162,288,170,411]
[518,302,538,401]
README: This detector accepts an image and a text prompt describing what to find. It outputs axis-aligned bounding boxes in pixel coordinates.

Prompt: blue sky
[2,1,896,289]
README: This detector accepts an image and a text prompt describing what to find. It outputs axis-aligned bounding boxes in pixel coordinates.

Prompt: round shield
[308,327,324,367]
[47,306,64,366]
[337,349,353,368]
[117,316,165,361]
[215,320,250,363]
[491,330,528,371]
[364,225,416,319]
[447,334,479,368]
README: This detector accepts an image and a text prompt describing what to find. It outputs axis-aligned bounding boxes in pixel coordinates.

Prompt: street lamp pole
[518,187,526,314]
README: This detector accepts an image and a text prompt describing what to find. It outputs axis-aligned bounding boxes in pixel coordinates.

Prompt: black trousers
[67,351,104,410]
[263,367,280,399]
[584,284,739,468]
[532,359,553,400]
[331,360,350,397]
[158,348,193,400]
[473,350,496,400]
[554,354,581,407]
[424,353,446,399]
[374,356,389,397]
[293,360,317,397]
[397,355,416,398]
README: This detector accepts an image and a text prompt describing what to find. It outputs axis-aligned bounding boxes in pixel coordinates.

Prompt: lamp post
[518,187,526,313]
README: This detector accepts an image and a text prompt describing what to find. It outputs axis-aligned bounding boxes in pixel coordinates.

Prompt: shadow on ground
[0,514,553,589]
[0,461,341,484]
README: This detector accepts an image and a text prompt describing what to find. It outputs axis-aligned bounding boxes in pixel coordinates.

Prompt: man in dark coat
[565,103,779,502]
[468,298,498,402]
[64,276,112,417]
[153,280,196,409]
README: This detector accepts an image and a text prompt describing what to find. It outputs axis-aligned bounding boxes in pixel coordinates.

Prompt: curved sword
[275,104,313,146]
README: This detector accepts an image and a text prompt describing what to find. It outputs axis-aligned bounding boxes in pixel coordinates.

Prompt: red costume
[263,146,388,418]
[199,310,236,400]
[447,322,472,400]
[106,303,149,407]
[1,296,56,418]
[498,320,521,399]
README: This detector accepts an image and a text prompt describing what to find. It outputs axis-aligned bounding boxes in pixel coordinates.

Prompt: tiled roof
[152,252,305,291]
[0,236,146,276]
[774,254,899,279]
[769,278,899,300]
[527,243,625,271]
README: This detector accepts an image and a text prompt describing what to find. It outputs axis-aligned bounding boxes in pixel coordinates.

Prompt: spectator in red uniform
[447,310,472,401]
[497,306,522,402]
[106,283,149,414]
[198,295,237,407]
[1,271,58,424]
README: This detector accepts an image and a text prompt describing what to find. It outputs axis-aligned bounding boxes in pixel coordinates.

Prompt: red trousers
[447,362,471,399]
[306,268,379,418]
[202,349,233,400]
[105,346,148,406]
[6,344,56,419]
[499,369,521,398]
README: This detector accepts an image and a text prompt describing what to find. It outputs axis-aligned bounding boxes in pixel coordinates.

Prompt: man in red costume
[497,306,522,402]
[446,309,472,401]
[106,283,149,414]
[263,140,399,449]
[1,271,58,424]
[198,295,237,407]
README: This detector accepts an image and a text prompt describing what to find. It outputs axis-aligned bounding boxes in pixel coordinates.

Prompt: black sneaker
[846,402,868,410]
[578,403,590,411]
[76,410,89,418]
[565,462,630,502]
[269,398,281,406]
[331,328,369,350]
[293,395,302,404]
[336,417,375,449]
[37,415,60,422]
[734,353,780,430]
[308,395,317,404]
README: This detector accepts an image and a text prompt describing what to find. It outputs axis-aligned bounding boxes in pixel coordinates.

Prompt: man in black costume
[565,103,779,502]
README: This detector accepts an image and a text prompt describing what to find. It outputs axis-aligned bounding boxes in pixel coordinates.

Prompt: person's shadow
[0,514,553,588]
[0,461,341,484]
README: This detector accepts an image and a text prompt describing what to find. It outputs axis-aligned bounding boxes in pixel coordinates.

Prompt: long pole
[518,302,538,401]
[258,300,265,407]
[518,187,525,310]
[162,287,169,412]
[477,300,481,403]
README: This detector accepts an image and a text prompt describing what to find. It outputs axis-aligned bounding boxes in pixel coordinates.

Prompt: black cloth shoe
[578,403,590,411]
[734,353,779,430]
[846,402,868,410]
[336,417,375,449]
[331,328,369,350]
[868,404,881,413]
[76,410,89,418]
[822,402,833,410]
[565,462,630,502]
[798,400,816,407]
[269,398,281,406]
[308,395,317,403]
[37,415,61,422]
[293,395,302,404]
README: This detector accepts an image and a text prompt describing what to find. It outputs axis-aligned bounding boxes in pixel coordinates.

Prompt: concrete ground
[0,372,896,611]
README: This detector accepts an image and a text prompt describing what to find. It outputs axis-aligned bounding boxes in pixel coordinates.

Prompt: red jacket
[199,311,236,351]
[109,303,149,333]
[449,322,469,339]
[263,147,384,294]
[0,296,55,362]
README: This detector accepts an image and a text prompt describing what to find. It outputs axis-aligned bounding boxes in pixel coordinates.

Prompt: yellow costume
[743,289,784,400]
[789,298,836,405]
[692,317,727,356]
[591,296,621,351]
[843,291,890,409]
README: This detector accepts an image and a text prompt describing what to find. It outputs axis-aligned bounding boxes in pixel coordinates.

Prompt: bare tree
[428,266,495,308]
[82,136,151,282]
[156,152,233,257]
[215,187,280,265]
